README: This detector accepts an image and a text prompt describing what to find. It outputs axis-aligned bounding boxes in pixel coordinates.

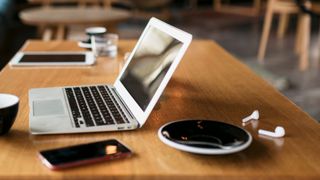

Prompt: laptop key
[87,86,109,126]
[94,117,106,126]
[74,88,95,127]
[65,88,81,128]
[105,87,129,124]
[83,117,95,127]
[66,86,128,128]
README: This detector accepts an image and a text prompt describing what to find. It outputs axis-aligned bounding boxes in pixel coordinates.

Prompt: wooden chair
[257,0,311,71]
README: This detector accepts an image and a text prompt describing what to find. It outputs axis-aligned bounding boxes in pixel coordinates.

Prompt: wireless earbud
[242,110,259,123]
[258,126,285,138]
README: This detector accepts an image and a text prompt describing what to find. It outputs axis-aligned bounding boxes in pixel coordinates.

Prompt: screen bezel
[9,51,95,66]
[114,17,192,127]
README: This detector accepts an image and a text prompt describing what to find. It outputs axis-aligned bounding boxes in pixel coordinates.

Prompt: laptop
[29,17,192,135]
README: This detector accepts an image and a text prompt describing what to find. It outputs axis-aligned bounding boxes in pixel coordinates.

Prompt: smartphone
[38,139,132,170]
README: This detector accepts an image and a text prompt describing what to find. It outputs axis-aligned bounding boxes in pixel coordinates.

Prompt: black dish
[158,119,252,155]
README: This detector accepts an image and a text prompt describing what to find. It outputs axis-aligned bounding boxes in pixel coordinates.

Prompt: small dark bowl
[0,94,19,135]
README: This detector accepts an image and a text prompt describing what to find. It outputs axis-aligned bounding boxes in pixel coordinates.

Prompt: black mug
[0,94,19,135]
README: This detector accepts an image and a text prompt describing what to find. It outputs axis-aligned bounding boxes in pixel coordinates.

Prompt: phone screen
[20,54,86,63]
[39,139,132,170]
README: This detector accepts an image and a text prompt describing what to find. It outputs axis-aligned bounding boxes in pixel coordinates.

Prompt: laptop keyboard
[64,86,129,128]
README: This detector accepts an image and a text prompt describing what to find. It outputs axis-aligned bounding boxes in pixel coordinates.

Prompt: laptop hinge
[110,87,139,127]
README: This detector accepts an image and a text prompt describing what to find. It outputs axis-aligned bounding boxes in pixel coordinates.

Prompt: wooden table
[0,40,319,179]
[20,6,130,40]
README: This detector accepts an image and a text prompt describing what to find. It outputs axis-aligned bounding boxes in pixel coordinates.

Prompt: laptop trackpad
[33,99,65,116]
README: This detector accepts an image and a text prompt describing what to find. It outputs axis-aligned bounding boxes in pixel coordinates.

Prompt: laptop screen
[120,26,183,111]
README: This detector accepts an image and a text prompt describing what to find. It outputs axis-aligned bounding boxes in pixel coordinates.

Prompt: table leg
[213,0,221,11]
[253,0,261,13]
[42,27,53,41]
[295,15,303,54]
[258,0,275,62]
[277,13,289,39]
[56,25,66,40]
[299,13,311,71]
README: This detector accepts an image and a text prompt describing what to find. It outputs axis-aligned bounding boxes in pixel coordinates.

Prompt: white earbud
[258,126,285,138]
[242,110,259,123]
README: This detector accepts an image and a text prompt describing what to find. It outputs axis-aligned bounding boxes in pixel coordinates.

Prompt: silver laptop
[29,17,192,135]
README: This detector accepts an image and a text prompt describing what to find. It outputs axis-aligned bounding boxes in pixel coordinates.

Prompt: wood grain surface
[0,40,319,179]
[20,7,130,25]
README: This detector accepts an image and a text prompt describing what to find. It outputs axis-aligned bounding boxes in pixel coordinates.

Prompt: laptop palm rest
[33,99,66,116]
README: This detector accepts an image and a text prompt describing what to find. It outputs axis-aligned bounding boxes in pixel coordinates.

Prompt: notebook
[29,17,192,135]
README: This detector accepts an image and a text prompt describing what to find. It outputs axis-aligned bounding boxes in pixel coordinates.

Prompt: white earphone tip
[253,110,259,119]
[258,126,285,138]
[242,110,260,123]
[275,126,285,136]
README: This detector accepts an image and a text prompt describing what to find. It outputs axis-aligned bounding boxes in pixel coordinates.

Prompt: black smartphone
[38,139,132,170]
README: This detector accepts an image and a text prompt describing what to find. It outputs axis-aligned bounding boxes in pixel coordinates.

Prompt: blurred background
[1,0,320,122]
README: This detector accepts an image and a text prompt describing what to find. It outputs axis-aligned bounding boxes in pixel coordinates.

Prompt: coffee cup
[78,27,107,49]
[0,93,19,135]
[85,27,107,37]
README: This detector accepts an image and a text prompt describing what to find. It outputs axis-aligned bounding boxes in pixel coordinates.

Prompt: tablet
[9,51,95,66]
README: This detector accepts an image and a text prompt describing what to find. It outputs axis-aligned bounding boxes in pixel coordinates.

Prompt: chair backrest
[296,0,320,16]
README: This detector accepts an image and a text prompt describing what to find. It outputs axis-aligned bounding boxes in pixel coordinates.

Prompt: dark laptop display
[120,26,183,110]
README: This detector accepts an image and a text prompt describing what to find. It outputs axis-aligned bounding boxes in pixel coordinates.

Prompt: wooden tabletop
[20,7,131,26]
[27,0,104,3]
[0,40,319,179]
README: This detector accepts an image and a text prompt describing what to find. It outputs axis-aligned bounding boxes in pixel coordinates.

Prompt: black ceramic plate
[158,120,252,155]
